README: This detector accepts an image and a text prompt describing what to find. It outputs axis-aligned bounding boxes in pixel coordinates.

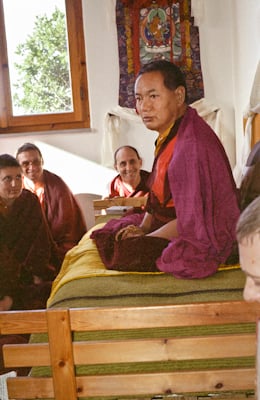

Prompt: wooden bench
[93,196,147,216]
[1,300,260,400]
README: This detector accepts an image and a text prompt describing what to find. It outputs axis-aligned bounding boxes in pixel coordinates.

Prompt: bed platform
[0,301,260,400]
[0,224,259,399]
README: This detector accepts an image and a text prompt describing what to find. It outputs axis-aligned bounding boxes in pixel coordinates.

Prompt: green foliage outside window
[13,8,72,114]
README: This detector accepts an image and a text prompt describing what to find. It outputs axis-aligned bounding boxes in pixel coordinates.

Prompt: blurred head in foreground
[236,196,260,302]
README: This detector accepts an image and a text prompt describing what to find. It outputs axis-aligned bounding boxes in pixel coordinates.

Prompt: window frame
[0,0,90,134]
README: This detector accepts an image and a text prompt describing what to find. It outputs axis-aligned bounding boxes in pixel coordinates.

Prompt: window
[0,0,89,134]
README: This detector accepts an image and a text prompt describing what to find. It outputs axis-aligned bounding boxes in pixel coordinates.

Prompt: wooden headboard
[1,300,260,399]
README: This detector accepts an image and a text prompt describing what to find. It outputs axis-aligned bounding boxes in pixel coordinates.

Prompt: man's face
[239,234,260,302]
[115,148,142,185]
[17,150,43,183]
[135,70,185,135]
[0,166,22,203]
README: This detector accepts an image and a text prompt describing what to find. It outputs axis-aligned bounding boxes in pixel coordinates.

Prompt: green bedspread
[47,223,244,309]
[48,268,245,309]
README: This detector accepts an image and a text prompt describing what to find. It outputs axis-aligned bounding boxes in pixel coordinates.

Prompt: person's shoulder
[109,174,122,197]
[43,169,63,181]
[110,174,121,186]
[43,170,78,206]
[21,188,37,198]
[111,173,120,181]
[20,188,41,205]
[43,169,70,189]
[185,106,212,129]
[184,106,222,143]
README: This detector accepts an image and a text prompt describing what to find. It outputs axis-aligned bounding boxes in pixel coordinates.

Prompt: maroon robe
[35,170,86,269]
[0,189,54,375]
[156,106,240,277]
[0,189,53,308]
[91,107,240,279]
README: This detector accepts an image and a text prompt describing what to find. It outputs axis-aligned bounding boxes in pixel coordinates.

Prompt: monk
[91,60,240,278]
[0,154,53,375]
[108,145,150,198]
[16,143,86,271]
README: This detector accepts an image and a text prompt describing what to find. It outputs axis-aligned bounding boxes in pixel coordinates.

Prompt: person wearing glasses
[0,153,54,375]
[16,143,86,272]
[0,153,54,312]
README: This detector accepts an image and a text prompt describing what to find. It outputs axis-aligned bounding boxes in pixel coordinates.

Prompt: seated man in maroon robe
[91,60,240,279]
[16,143,87,272]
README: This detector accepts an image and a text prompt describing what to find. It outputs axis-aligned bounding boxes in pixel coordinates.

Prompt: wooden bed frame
[243,113,260,148]
[1,300,260,400]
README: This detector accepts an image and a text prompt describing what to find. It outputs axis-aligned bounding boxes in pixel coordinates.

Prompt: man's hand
[115,225,144,241]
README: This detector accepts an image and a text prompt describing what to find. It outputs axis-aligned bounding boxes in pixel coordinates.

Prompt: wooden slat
[0,309,47,334]
[73,333,255,364]
[75,369,256,397]
[3,333,255,368]
[46,309,77,400]
[2,301,260,336]
[7,377,54,399]
[7,368,255,399]
[3,343,50,367]
[69,301,260,331]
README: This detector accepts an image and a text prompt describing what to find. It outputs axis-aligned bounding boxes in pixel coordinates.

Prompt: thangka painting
[116,0,204,108]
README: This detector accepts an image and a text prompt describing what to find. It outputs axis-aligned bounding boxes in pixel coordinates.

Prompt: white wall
[230,0,260,172]
[0,0,259,189]
[34,142,116,195]
[197,0,236,166]
[197,0,260,169]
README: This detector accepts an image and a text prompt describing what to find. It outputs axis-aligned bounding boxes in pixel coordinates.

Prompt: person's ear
[175,86,185,105]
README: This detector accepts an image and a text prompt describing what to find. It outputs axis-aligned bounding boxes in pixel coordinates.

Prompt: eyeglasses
[20,159,42,168]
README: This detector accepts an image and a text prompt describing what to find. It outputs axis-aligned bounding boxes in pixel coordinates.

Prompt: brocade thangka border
[116,0,204,108]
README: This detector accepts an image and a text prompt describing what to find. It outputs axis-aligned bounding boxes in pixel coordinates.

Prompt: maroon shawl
[42,170,87,266]
[0,189,53,308]
[156,106,240,278]
[92,107,240,279]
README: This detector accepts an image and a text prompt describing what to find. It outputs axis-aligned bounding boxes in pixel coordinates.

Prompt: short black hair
[0,154,21,169]
[137,60,188,103]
